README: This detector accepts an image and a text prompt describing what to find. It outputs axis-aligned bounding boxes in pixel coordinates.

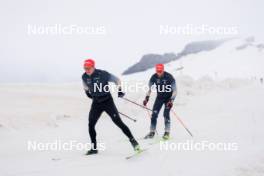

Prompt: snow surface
[1,42,264,176]
[1,77,264,176]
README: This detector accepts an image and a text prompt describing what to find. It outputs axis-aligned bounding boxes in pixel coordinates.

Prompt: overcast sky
[1,0,263,82]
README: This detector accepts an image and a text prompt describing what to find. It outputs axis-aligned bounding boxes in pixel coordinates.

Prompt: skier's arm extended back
[108,73,125,98]
[108,73,121,88]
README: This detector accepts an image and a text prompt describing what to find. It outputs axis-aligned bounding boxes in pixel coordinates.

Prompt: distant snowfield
[123,38,264,81]
[1,75,264,176]
[173,41,264,80]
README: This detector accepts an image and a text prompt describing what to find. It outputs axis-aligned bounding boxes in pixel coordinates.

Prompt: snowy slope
[169,39,264,80]
[124,38,264,81]
[1,77,264,176]
[1,42,264,176]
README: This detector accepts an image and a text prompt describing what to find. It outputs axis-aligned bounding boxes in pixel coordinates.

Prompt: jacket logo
[86,78,92,84]
[94,77,100,83]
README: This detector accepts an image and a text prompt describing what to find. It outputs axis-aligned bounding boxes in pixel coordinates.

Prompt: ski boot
[162,132,170,141]
[86,148,98,155]
[130,138,141,152]
[144,131,155,139]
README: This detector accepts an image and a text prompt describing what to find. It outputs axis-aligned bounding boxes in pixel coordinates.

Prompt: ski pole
[122,97,160,134]
[171,109,193,137]
[122,97,152,111]
[118,111,137,122]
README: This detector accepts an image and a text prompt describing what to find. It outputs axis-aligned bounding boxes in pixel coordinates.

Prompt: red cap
[156,64,164,73]
[84,59,95,67]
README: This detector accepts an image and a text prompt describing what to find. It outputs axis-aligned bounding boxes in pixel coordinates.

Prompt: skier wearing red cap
[82,59,140,155]
[143,63,177,140]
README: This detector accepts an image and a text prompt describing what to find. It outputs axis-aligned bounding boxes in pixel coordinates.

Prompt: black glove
[118,88,125,98]
[85,91,93,99]
[166,100,173,108]
[143,96,150,106]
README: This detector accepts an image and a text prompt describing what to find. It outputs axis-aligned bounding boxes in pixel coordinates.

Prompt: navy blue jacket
[82,69,119,102]
[148,71,177,100]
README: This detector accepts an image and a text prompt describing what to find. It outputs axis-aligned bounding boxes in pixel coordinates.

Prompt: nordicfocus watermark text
[27,139,106,151]
[160,24,238,36]
[92,82,172,93]
[27,24,106,36]
[160,140,238,152]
